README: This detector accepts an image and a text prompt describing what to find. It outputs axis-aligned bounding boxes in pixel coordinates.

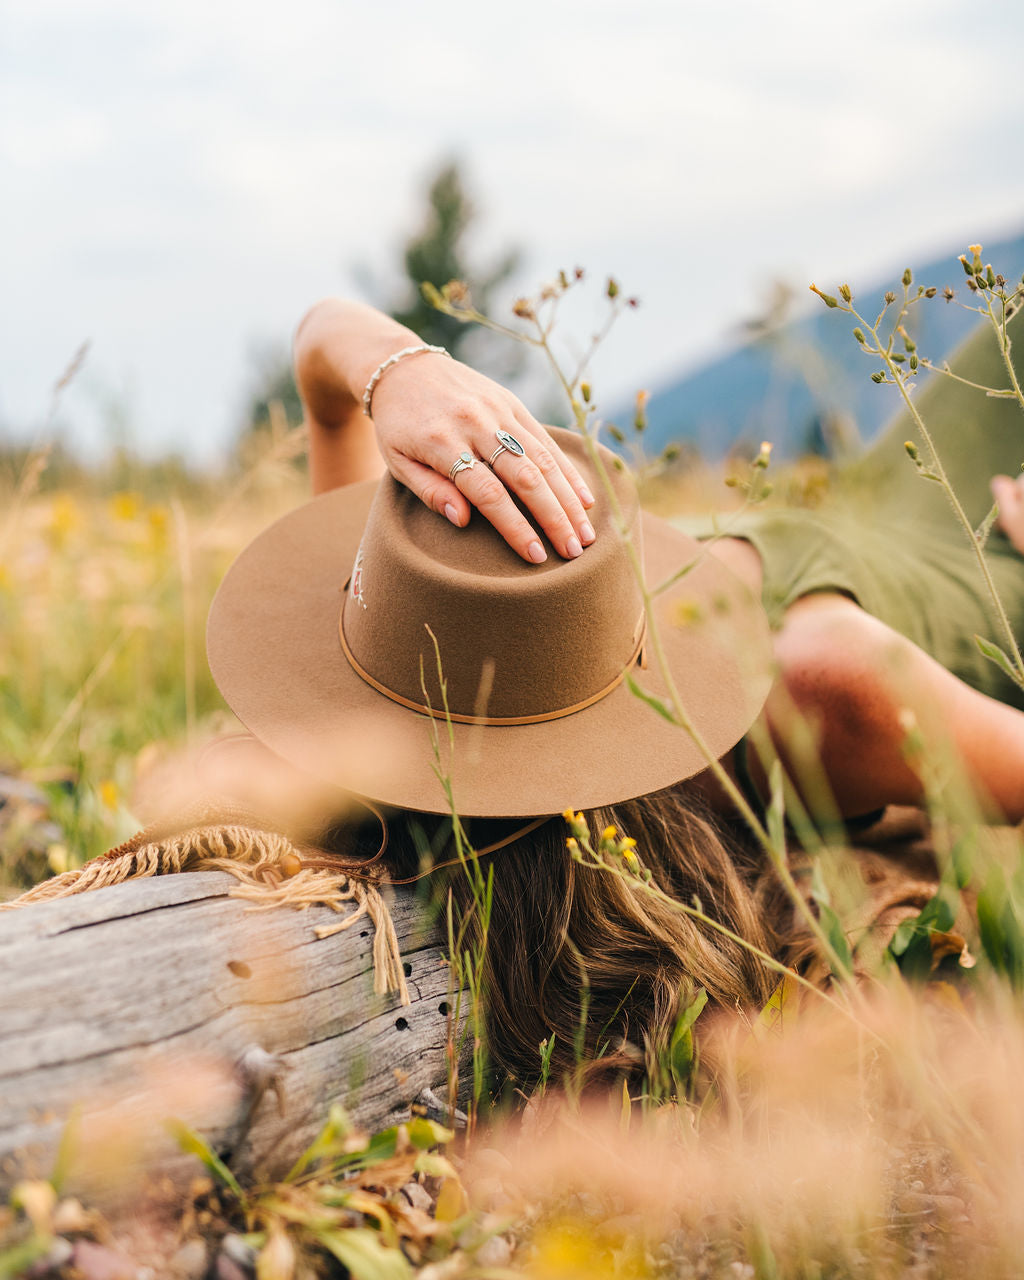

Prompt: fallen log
[0,871,458,1205]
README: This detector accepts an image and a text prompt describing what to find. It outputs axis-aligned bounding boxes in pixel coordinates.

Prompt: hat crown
[341,455,643,720]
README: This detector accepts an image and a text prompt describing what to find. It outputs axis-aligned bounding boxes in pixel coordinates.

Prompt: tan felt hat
[207,430,773,818]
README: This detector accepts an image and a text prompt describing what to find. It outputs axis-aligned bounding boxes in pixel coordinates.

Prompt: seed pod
[853,327,866,344]
[910,354,919,371]
[839,283,852,302]
[606,277,620,299]
[904,440,919,460]
[884,291,896,304]
[903,268,913,287]
[925,287,937,298]
[986,265,997,288]
[871,371,885,383]
[581,381,592,404]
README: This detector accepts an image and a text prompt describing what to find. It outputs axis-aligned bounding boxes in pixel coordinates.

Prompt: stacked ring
[448,451,477,481]
[488,429,525,467]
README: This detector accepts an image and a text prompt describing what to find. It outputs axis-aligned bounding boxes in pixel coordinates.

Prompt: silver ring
[448,450,478,481]
[488,429,526,467]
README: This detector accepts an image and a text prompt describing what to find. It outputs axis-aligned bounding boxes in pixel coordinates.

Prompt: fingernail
[444,503,461,526]
[528,540,547,564]
[580,520,596,545]
[566,535,583,558]
[580,486,595,507]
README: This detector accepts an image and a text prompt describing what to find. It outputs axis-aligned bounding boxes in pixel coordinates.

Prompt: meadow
[6,262,1024,1277]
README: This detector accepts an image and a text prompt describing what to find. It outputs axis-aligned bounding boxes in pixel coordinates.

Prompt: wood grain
[0,872,459,1201]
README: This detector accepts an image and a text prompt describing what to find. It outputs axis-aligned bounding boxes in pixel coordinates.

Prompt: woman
[288,297,1024,822]
[203,295,1024,1087]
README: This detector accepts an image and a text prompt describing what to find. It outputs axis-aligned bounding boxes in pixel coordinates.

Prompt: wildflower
[634,390,648,433]
[675,599,704,625]
[581,381,592,404]
[853,327,866,344]
[904,441,919,460]
[902,267,913,287]
[809,283,839,308]
[606,276,620,299]
[512,298,536,320]
[602,825,618,842]
[99,779,119,810]
[884,291,896,304]
[839,283,852,302]
[943,286,955,302]
[110,491,140,522]
[442,280,470,306]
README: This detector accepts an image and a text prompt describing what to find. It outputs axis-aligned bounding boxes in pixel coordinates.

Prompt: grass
[7,257,1024,1273]
[2,433,1021,1275]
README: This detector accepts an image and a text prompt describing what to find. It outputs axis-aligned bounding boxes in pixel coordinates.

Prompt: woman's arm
[768,592,1024,823]
[293,298,595,564]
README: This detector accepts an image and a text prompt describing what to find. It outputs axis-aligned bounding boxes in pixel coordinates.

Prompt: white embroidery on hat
[351,540,368,609]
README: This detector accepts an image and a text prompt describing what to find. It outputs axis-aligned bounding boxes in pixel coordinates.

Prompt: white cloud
[2,0,1023,456]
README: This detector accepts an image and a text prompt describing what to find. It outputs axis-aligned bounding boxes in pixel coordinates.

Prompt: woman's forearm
[294,298,418,493]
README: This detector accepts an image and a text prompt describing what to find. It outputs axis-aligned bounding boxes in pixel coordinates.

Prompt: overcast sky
[4,0,1024,461]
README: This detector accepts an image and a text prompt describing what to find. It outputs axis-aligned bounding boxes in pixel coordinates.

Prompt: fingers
[490,434,595,556]
[391,455,472,528]
[455,461,553,564]
[396,437,591,566]
[520,415,596,511]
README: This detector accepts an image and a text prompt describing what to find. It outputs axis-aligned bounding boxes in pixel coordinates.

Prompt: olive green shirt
[702,314,1024,712]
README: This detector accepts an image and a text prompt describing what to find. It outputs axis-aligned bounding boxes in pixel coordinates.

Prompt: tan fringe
[1,817,411,1006]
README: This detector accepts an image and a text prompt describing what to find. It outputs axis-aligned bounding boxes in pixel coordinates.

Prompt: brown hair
[358,784,793,1091]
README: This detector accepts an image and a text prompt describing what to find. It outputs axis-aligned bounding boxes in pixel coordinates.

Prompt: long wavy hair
[336,782,795,1091]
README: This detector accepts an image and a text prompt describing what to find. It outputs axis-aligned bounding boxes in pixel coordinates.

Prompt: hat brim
[207,482,774,817]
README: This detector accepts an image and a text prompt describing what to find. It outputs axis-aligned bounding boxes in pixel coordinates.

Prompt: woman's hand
[992,473,1024,554]
[370,353,596,564]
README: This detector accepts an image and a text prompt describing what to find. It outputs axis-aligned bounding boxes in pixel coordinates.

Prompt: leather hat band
[338,605,647,727]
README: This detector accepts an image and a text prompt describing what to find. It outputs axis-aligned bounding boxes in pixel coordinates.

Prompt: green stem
[575,849,872,1033]
[529,325,856,985]
[918,359,1016,398]
[851,305,1024,687]
[980,290,1024,415]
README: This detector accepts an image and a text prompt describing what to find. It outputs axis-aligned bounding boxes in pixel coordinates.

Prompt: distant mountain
[628,231,1024,459]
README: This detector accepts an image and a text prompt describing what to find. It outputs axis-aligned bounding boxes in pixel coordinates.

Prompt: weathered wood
[0,872,458,1202]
